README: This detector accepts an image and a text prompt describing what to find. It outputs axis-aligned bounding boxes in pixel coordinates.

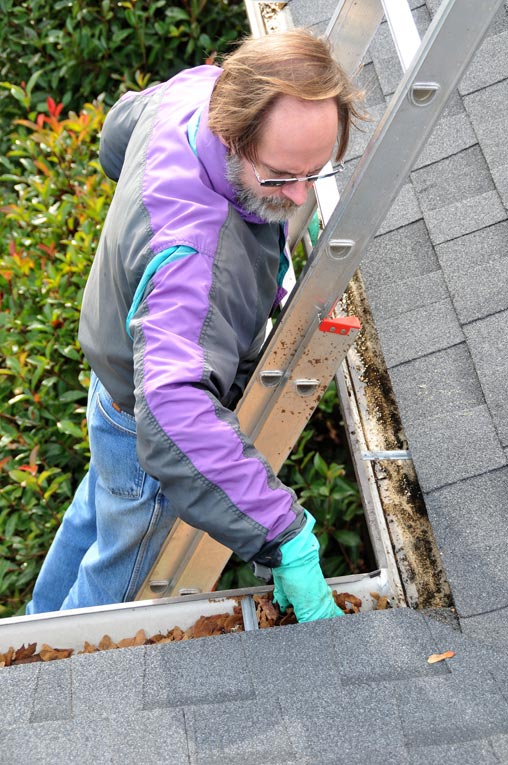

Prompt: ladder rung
[326,0,384,73]
[381,0,422,71]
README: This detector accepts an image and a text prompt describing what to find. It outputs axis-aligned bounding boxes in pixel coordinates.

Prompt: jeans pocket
[90,385,146,499]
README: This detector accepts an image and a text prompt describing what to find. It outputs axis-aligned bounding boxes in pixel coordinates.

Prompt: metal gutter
[0,572,393,654]
[336,358,409,607]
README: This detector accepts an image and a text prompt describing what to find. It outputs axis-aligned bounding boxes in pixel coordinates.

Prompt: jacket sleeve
[99,84,164,182]
[130,248,305,567]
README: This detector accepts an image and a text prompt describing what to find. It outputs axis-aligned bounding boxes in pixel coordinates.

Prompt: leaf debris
[0,606,244,668]
[0,591,386,668]
[370,591,389,610]
[334,592,362,613]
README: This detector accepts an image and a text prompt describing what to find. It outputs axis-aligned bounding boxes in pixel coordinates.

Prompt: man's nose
[281,180,310,206]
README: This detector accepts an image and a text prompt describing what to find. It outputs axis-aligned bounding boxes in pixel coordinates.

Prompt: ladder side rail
[244,0,265,38]
[286,187,317,252]
[236,0,503,438]
[314,171,342,225]
[318,0,503,262]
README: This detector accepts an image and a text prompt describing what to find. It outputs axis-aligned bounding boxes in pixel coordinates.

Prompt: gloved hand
[272,511,344,622]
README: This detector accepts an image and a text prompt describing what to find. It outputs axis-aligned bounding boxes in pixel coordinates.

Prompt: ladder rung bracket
[319,315,361,334]
[328,239,356,260]
[247,317,361,471]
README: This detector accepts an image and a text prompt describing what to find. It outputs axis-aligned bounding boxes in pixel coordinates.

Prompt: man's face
[226,95,339,223]
[225,152,299,223]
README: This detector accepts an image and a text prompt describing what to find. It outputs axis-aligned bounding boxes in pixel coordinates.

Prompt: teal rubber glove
[272,512,344,622]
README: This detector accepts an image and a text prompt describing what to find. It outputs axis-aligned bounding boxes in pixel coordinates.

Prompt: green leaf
[57,419,83,438]
[4,511,19,539]
[334,529,362,547]
[312,452,329,478]
[58,389,87,402]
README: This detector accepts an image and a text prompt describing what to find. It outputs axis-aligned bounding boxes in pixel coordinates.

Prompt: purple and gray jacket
[78,65,306,567]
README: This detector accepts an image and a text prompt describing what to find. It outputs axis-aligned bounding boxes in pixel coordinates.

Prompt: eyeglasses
[249,159,345,188]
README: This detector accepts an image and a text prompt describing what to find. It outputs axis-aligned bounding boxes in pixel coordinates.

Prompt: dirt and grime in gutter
[257,2,288,32]
[343,271,454,610]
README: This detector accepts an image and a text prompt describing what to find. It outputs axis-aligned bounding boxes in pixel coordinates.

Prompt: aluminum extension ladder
[136,0,503,602]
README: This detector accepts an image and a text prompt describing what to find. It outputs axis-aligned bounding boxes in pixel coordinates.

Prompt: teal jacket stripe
[126,245,197,339]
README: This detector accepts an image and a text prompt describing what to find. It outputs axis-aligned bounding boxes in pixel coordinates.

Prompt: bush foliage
[0,100,112,615]
[0,3,365,617]
[0,0,248,137]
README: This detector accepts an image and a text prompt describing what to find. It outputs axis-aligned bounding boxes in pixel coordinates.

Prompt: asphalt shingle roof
[340,0,508,661]
[1,609,508,764]
[1,2,507,763]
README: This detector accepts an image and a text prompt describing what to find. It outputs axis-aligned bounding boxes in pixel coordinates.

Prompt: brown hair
[208,29,364,162]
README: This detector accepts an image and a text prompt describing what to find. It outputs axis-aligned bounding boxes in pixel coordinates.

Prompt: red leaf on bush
[19,464,37,475]
[46,97,63,119]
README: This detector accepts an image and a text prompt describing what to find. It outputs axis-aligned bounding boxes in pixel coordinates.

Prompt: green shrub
[0,99,112,615]
[0,0,248,136]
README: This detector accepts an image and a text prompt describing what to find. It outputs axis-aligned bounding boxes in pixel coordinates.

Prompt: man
[26,29,363,621]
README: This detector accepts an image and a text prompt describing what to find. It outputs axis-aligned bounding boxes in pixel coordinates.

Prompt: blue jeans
[26,373,178,613]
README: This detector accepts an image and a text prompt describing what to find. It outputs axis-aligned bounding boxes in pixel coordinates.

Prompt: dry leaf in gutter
[370,592,389,610]
[98,634,118,651]
[14,643,38,663]
[39,645,73,662]
[80,641,98,654]
[118,629,147,648]
[334,592,362,613]
[0,647,16,667]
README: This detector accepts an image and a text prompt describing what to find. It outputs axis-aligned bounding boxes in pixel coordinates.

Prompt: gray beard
[225,153,298,224]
